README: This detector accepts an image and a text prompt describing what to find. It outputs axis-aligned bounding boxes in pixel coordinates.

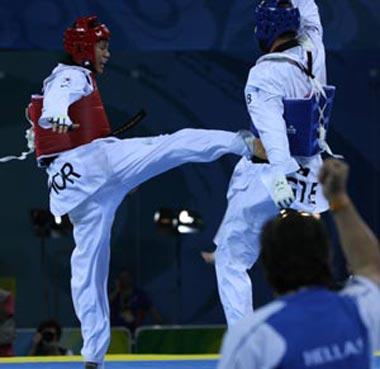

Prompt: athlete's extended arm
[292,0,323,39]
[319,160,380,284]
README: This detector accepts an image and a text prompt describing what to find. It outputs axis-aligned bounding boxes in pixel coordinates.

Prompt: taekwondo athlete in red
[29,16,257,369]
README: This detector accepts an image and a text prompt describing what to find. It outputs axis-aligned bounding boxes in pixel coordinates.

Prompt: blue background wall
[0,0,379,328]
[1,0,380,50]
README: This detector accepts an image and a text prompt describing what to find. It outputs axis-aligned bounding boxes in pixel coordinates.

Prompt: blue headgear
[254,0,301,52]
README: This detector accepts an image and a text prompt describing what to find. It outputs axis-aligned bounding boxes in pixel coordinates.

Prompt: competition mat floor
[0,354,379,368]
[0,355,218,369]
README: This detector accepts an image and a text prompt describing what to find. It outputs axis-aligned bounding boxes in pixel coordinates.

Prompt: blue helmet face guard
[254,0,301,52]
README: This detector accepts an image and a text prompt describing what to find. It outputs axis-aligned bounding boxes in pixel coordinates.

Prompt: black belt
[251,156,269,164]
[40,155,58,168]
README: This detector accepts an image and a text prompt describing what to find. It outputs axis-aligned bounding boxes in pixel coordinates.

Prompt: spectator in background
[29,319,73,356]
[218,159,380,369]
[110,270,162,334]
[0,289,15,357]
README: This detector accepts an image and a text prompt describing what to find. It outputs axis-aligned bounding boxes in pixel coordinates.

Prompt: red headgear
[63,16,111,67]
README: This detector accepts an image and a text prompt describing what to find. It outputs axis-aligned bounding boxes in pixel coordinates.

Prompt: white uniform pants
[214,159,277,325]
[61,129,249,365]
[214,157,328,326]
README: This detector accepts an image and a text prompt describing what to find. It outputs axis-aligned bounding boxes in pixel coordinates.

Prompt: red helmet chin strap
[63,15,111,67]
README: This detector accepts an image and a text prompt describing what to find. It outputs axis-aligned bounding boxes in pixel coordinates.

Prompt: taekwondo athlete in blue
[214,0,336,325]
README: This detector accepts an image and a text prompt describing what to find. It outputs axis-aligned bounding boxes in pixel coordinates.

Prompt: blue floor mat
[1,356,379,369]
[0,360,216,369]
[0,359,217,369]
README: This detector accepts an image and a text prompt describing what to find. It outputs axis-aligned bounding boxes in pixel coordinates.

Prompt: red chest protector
[27,76,111,160]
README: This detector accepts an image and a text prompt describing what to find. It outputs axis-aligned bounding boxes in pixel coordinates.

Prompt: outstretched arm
[292,0,323,40]
[319,159,380,284]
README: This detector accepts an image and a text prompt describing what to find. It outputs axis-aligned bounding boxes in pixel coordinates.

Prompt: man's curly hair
[260,210,333,295]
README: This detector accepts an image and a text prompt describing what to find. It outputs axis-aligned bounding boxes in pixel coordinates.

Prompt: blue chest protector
[267,289,370,369]
[284,85,336,156]
[250,51,336,157]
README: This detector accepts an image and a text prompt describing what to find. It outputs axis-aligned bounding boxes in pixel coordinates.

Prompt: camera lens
[42,331,54,343]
